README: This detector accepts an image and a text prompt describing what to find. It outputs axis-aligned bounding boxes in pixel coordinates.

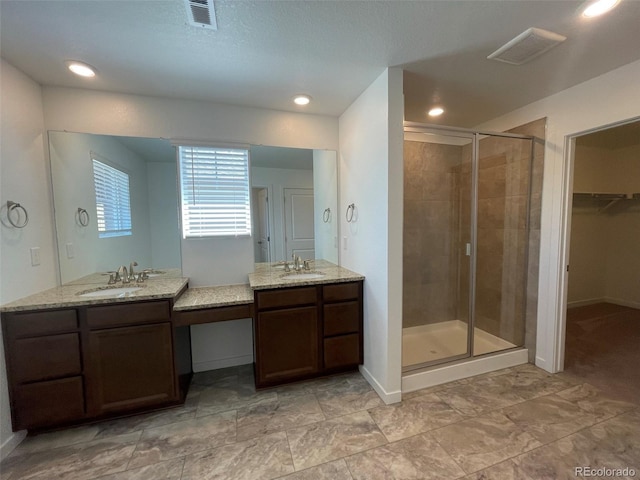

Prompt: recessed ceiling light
[293,95,311,106]
[428,107,444,117]
[65,60,97,78]
[581,0,621,17]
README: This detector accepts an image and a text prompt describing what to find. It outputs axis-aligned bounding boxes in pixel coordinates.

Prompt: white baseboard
[402,349,528,393]
[567,297,640,310]
[567,297,606,308]
[604,297,640,310]
[535,355,552,373]
[359,365,402,405]
[1,430,26,461]
[193,354,254,373]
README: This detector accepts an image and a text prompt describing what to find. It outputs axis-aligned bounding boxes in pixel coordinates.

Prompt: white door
[255,188,271,262]
[284,188,315,261]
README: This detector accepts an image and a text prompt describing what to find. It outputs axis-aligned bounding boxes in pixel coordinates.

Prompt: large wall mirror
[49,132,338,284]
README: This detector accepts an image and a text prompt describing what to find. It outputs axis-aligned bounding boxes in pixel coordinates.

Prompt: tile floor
[1,363,639,479]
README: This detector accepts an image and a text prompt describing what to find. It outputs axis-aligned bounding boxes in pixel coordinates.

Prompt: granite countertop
[249,260,364,290]
[173,284,254,311]
[0,276,189,313]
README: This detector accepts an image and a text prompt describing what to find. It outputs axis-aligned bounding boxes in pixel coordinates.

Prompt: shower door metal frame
[402,122,534,373]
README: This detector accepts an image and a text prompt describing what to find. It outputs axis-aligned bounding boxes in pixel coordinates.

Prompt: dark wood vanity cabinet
[2,309,85,430]
[254,281,363,388]
[85,301,177,416]
[2,299,179,431]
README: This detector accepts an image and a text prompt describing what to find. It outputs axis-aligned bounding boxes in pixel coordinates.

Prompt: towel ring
[77,207,90,227]
[323,208,331,223]
[6,201,29,228]
[346,203,355,223]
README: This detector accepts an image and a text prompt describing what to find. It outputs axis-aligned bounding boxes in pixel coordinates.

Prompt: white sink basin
[281,272,326,280]
[78,286,144,298]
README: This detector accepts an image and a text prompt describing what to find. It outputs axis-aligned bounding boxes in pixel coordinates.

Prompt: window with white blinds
[92,157,132,238]
[178,145,251,238]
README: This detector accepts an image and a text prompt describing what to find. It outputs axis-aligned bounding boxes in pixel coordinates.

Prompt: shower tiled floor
[2,363,639,479]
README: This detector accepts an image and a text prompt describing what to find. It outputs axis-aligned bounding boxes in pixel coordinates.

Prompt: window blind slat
[92,158,132,238]
[179,146,251,238]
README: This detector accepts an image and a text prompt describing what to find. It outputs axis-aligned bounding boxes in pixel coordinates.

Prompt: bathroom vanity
[1,261,364,432]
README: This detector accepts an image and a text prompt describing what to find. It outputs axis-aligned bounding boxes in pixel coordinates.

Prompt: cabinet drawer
[256,287,317,310]
[13,333,81,383]
[87,301,171,329]
[323,301,360,336]
[323,282,360,303]
[14,376,85,429]
[324,334,361,369]
[6,309,77,338]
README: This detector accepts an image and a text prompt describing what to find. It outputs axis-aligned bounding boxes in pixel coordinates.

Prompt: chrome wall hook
[323,208,331,223]
[2,201,29,228]
[346,203,356,223]
[76,207,90,227]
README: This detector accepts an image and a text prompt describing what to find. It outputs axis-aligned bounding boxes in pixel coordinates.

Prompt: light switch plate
[30,247,41,266]
[66,242,75,259]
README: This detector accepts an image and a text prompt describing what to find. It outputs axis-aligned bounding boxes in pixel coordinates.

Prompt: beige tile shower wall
[508,118,546,363]
[403,140,464,328]
[473,137,532,347]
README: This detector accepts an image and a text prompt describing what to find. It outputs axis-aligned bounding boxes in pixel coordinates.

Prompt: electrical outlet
[66,242,75,259]
[342,236,348,250]
[30,247,41,266]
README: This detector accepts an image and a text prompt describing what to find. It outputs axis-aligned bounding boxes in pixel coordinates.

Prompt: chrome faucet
[116,265,129,284]
[129,261,138,281]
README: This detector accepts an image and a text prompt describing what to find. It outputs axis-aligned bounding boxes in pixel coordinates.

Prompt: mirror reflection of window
[91,155,132,238]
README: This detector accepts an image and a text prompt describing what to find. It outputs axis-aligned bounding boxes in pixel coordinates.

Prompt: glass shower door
[402,130,474,370]
[473,134,533,356]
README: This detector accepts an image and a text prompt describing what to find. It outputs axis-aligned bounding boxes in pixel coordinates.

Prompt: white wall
[147,161,181,269]
[251,166,313,263]
[41,86,339,373]
[477,59,640,372]
[313,150,339,264]
[569,143,640,307]
[48,131,153,282]
[338,68,404,403]
[0,59,57,457]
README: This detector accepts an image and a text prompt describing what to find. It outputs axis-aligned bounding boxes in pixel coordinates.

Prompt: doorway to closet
[564,119,640,404]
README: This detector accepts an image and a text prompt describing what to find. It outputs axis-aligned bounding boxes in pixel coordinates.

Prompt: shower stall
[402,124,534,372]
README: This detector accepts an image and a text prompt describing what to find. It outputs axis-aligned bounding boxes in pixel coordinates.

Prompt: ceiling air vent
[487,27,566,65]
[184,0,217,30]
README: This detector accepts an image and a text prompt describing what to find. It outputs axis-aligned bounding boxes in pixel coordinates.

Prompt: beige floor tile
[435,376,525,416]
[0,432,141,480]
[286,410,387,470]
[181,431,294,480]
[314,375,383,418]
[128,411,236,469]
[430,411,541,474]
[501,394,599,444]
[278,459,353,479]
[196,383,278,417]
[463,459,534,480]
[236,393,325,441]
[346,432,466,480]
[8,424,101,456]
[556,383,636,421]
[98,458,185,480]
[369,392,463,442]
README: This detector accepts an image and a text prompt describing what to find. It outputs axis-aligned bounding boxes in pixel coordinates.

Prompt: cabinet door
[88,323,176,414]
[255,306,319,386]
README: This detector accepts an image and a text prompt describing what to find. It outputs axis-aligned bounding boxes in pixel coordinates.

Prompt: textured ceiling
[2,0,639,127]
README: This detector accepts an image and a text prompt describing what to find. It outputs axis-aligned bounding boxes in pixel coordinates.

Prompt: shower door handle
[465,243,472,256]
